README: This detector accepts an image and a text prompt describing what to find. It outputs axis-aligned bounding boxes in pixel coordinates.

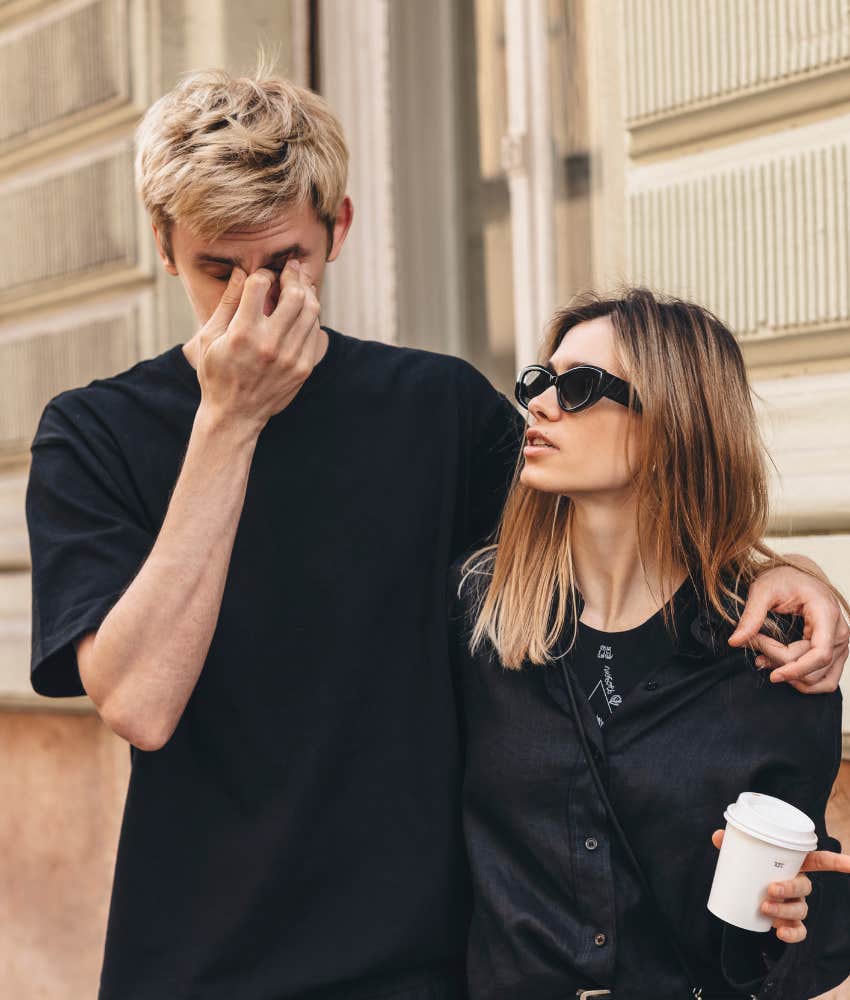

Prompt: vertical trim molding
[503,0,557,366]
[318,0,396,343]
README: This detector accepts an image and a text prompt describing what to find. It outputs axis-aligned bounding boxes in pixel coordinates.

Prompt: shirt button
[644,680,659,691]
[594,932,607,947]
[585,837,598,851]
[591,745,603,762]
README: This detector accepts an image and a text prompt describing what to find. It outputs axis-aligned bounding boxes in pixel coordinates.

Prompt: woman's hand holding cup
[711,828,850,943]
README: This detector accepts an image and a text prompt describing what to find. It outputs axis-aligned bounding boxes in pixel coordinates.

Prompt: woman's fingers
[763,897,808,921]
[799,850,850,874]
[772,918,807,943]
[767,874,811,899]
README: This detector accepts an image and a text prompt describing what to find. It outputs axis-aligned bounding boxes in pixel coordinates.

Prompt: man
[26,68,849,1000]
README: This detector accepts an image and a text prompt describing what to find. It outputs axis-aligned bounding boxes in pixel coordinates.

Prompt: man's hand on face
[196,259,323,437]
[728,564,850,693]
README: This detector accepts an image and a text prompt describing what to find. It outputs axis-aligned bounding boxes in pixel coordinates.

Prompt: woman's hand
[712,830,850,943]
[728,561,849,693]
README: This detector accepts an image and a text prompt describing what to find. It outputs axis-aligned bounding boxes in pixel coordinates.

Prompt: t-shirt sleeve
[26,398,155,697]
[457,366,525,555]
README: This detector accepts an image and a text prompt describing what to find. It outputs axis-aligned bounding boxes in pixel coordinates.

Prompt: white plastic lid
[724,792,817,852]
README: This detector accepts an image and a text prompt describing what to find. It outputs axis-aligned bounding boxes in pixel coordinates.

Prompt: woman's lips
[525,430,557,453]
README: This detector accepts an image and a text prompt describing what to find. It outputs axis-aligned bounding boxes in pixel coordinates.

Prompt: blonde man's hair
[135,67,348,258]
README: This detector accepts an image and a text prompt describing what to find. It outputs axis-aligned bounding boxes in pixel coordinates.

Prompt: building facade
[1,1,848,996]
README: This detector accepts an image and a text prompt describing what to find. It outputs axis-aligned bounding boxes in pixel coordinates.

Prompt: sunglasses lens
[558,368,597,410]
[516,368,552,407]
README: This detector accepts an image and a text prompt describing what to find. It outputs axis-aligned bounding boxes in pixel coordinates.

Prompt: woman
[451,290,850,998]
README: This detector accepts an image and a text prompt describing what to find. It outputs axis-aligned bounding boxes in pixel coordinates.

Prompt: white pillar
[318,0,397,343]
[503,0,557,366]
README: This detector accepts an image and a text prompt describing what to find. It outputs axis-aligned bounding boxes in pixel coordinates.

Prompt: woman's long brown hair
[463,288,846,669]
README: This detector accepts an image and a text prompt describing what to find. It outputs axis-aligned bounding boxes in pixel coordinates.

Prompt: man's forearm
[79,403,258,750]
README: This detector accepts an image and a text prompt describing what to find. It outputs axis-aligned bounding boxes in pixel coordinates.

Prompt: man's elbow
[98,694,175,752]
[76,632,174,751]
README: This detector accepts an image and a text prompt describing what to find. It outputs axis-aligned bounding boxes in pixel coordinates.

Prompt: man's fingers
[799,850,850,874]
[271,263,320,359]
[271,261,314,340]
[711,829,724,850]
[202,268,245,348]
[786,640,847,693]
[791,648,848,694]
[770,645,834,683]
[770,599,839,682]
[752,638,811,673]
[750,635,809,663]
[232,269,275,328]
[728,589,776,646]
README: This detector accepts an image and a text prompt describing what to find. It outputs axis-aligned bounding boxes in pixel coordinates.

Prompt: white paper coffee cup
[707,792,817,932]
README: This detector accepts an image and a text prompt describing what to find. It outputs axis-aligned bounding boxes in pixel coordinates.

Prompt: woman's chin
[519,466,570,494]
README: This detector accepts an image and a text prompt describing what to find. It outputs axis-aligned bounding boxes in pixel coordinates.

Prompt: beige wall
[580,0,850,734]
[0,712,128,998]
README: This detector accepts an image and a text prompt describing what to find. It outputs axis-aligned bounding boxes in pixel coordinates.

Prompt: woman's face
[519,315,639,498]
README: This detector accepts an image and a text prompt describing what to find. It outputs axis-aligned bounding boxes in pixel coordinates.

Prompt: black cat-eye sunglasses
[514,364,641,414]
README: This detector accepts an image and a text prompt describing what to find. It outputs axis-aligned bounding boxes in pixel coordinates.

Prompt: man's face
[154,197,353,326]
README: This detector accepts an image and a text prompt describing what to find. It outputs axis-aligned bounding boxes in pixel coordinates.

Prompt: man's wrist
[193,401,263,453]
[780,553,830,586]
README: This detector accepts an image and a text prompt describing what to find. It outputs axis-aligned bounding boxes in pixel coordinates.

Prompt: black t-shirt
[26,328,524,1000]
[571,609,674,728]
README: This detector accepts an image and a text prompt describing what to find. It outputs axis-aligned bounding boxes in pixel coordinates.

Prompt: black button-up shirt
[451,574,850,999]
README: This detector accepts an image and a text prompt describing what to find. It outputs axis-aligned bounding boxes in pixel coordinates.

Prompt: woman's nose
[528,385,561,422]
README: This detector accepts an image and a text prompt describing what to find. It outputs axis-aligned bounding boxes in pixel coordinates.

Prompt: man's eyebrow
[194,245,306,268]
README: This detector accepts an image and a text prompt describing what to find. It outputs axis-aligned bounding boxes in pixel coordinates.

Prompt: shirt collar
[570,577,736,663]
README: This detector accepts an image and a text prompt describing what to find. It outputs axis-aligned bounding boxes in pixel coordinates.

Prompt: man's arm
[75,406,256,750]
[77,260,321,750]
[729,561,850,694]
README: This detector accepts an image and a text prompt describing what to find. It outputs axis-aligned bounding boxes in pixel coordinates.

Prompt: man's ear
[326,196,354,263]
[153,223,178,276]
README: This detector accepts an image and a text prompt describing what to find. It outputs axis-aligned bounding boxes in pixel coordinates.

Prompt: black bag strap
[559,660,706,999]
